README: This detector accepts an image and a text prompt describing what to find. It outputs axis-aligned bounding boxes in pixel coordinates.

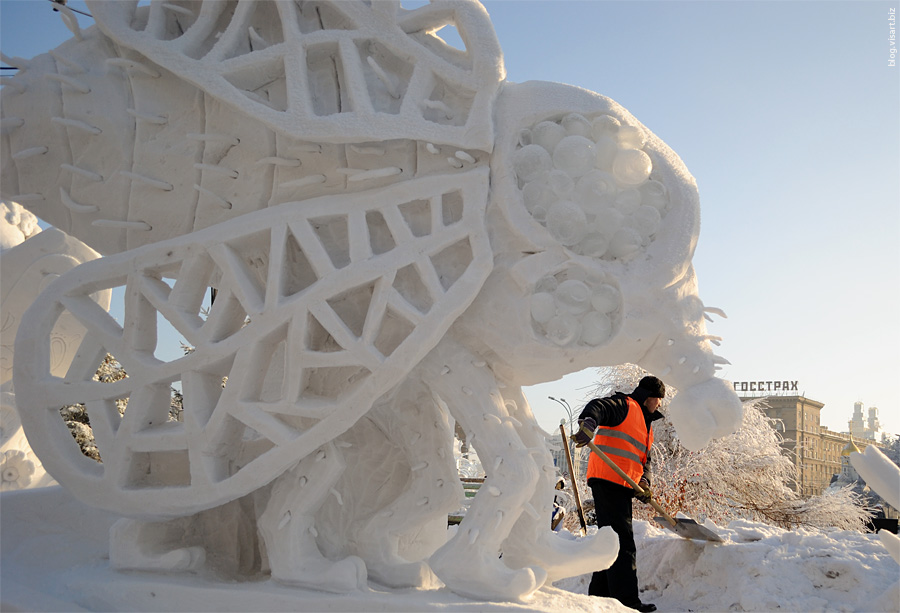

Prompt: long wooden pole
[560,423,588,535]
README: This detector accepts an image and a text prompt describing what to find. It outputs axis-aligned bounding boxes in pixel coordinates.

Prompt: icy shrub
[59,354,183,462]
[585,364,873,532]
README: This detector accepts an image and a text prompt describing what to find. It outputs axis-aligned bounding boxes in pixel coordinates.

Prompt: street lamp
[549,396,576,430]
[550,396,580,481]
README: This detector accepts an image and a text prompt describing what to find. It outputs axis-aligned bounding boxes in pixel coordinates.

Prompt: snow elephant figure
[3,0,742,601]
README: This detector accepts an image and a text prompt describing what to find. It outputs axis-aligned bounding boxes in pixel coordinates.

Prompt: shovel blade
[654,517,723,542]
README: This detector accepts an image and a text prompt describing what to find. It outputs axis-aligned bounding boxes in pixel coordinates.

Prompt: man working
[572,375,666,613]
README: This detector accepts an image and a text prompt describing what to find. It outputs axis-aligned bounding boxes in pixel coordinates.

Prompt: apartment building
[742,394,889,498]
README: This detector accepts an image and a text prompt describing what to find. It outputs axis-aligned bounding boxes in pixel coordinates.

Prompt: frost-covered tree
[881,434,900,467]
[59,353,127,461]
[575,364,872,532]
[59,353,183,461]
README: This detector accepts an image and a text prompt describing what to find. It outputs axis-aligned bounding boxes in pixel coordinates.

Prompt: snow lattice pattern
[15,170,490,516]
[87,0,502,149]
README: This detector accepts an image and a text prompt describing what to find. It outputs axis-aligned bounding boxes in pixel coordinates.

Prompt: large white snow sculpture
[851,446,900,559]
[2,0,742,601]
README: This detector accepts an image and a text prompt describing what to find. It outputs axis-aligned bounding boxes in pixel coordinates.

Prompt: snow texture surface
[2,486,897,613]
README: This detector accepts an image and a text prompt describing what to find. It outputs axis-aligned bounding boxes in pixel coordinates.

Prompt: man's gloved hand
[636,477,652,503]
[572,418,597,447]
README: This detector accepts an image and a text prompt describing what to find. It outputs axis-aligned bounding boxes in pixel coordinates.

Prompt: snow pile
[555,519,898,612]
[3,485,898,612]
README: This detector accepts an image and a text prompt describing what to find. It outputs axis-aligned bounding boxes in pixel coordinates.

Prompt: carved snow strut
[14,170,492,516]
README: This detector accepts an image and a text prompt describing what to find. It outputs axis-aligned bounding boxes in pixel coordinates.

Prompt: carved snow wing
[86,0,502,151]
[14,169,491,517]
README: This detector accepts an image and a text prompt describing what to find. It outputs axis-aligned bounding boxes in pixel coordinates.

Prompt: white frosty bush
[59,354,183,462]
[582,364,872,531]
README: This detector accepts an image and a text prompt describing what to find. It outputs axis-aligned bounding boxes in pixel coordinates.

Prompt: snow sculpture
[2,0,742,601]
[1,201,110,490]
[850,446,900,610]
[851,446,900,558]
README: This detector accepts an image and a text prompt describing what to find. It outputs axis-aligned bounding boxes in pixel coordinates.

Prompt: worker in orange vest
[573,375,666,613]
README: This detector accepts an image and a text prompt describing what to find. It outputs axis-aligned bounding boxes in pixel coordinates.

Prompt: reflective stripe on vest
[586,397,653,487]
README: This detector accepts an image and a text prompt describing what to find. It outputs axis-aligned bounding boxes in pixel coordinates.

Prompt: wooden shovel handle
[560,424,587,534]
[576,426,678,529]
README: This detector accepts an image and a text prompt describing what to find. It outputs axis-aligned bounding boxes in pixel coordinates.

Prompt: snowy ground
[1,486,897,612]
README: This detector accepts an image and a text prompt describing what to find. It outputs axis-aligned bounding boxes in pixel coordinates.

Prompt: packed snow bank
[557,519,898,612]
[2,486,897,612]
[641,519,896,612]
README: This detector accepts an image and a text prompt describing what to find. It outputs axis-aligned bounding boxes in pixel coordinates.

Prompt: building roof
[841,437,862,456]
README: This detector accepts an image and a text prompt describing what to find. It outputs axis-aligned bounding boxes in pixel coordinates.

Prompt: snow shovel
[575,427,723,543]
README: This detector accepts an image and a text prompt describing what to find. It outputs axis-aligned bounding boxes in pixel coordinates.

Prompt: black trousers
[588,479,640,607]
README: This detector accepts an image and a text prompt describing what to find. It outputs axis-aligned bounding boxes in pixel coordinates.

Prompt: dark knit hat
[637,375,666,399]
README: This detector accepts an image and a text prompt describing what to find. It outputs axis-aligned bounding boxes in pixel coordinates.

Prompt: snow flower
[1,449,35,491]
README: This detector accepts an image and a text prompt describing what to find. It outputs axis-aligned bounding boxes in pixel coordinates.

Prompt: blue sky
[2,1,898,439]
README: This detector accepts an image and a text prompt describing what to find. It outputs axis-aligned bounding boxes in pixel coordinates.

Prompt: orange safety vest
[586,396,653,487]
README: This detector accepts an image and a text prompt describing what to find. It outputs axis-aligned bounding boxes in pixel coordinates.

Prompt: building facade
[743,394,889,499]
[550,435,590,482]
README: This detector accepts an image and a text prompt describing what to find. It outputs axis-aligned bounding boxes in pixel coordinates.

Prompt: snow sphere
[639,180,668,211]
[615,189,642,215]
[513,144,552,182]
[632,205,662,238]
[545,313,581,346]
[518,128,533,147]
[548,169,575,197]
[531,204,550,224]
[562,266,588,282]
[553,136,597,178]
[531,121,567,152]
[546,200,587,246]
[591,283,620,313]
[612,149,652,187]
[562,113,592,137]
[577,232,609,257]
[580,312,613,346]
[555,279,592,315]
[593,135,618,171]
[591,114,621,139]
[575,170,618,214]
[593,207,624,236]
[523,180,556,217]
[608,227,643,259]
[617,125,647,150]
[535,275,559,293]
[530,292,557,324]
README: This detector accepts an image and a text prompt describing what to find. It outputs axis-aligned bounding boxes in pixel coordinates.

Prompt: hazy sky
[2,1,898,440]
